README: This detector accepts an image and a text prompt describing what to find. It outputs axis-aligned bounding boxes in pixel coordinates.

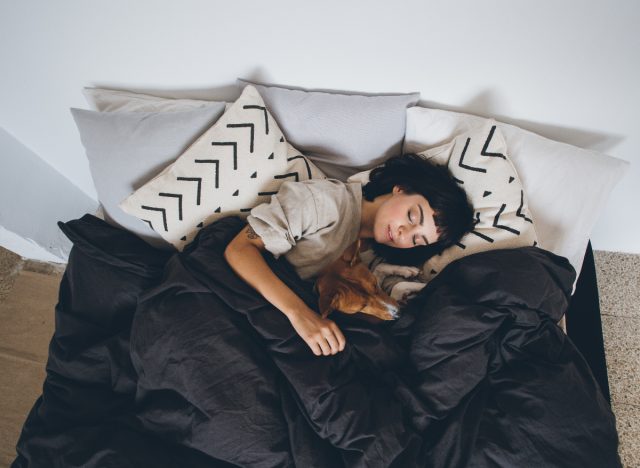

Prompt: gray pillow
[237,79,420,181]
[71,105,226,249]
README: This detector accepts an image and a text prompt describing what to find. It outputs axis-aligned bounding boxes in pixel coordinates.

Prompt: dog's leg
[372,263,422,285]
[390,281,427,304]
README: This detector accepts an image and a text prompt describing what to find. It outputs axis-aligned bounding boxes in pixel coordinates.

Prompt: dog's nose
[385,302,400,320]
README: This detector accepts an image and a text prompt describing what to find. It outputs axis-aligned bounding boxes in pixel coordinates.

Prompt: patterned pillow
[404,106,629,286]
[349,119,537,283]
[417,120,537,281]
[119,85,325,250]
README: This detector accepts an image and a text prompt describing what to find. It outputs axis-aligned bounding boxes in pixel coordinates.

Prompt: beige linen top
[246,179,363,281]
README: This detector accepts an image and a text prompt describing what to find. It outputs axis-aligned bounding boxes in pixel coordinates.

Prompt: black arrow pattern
[243,105,269,134]
[493,204,521,235]
[141,205,168,232]
[176,177,203,205]
[420,121,537,282]
[481,125,507,160]
[194,160,220,189]
[516,190,533,223]
[226,123,255,153]
[458,137,487,173]
[211,142,238,170]
[121,85,324,251]
[287,155,314,179]
[158,193,183,221]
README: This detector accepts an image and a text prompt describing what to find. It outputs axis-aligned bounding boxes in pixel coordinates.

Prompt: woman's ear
[393,185,406,195]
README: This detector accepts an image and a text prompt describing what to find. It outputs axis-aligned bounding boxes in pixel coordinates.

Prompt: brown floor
[0,266,60,467]
[0,247,638,467]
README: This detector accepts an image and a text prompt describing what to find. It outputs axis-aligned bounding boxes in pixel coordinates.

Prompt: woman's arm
[224,223,346,356]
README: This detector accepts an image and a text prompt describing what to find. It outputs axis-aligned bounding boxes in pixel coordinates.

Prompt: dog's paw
[373,263,422,284]
[377,264,422,278]
[390,281,427,304]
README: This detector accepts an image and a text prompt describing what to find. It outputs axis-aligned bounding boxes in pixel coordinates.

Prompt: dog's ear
[316,278,335,318]
[318,291,335,318]
[349,239,361,267]
[340,240,361,266]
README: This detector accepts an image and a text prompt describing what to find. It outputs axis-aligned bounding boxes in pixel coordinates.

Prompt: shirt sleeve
[246,181,319,258]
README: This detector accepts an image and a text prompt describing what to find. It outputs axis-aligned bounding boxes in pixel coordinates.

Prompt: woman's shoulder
[271,179,353,212]
[296,178,362,207]
[294,177,362,194]
[295,177,349,187]
[276,178,360,226]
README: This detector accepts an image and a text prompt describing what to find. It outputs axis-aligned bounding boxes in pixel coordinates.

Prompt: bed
[10,214,618,468]
[10,81,627,467]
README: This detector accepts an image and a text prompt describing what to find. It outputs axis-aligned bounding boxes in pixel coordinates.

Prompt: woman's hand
[288,307,346,356]
[225,226,345,357]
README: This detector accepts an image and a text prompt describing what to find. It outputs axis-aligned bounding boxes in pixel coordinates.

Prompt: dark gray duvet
[12,214,620,467]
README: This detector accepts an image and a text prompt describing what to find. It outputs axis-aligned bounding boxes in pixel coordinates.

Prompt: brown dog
[315,239,400,321]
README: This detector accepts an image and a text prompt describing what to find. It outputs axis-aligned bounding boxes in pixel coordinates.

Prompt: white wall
[0,127,98,262]
[1,0,638,253]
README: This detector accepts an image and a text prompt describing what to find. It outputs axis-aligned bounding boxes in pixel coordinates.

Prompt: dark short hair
[362,153,475,266]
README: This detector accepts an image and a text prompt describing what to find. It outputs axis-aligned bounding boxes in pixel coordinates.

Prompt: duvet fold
[12,215,619,468]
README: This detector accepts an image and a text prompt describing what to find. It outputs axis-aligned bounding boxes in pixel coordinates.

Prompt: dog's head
[315,240,400,321]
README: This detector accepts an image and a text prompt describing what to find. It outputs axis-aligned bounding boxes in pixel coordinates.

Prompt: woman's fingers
[324,320,348,355]
[308,340,322,356]
[289,309,347,356]
[322,329,341,355]
[329,322,346,352]
[317,337,332,356]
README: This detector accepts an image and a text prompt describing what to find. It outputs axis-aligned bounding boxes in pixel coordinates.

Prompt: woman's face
[373,186,439,249]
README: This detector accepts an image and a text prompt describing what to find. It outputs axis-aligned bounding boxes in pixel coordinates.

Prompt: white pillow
[120,85,325,250]
[350,121,537,282]
[404,107,630,279]
[83,87,230,113]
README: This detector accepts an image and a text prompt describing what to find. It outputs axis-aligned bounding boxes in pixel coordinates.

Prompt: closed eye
[408,209,418,246]
[411,205,430,247]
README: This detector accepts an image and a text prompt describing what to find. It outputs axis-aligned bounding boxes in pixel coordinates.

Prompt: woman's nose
[403,224,423,243]
[398,225,413,242]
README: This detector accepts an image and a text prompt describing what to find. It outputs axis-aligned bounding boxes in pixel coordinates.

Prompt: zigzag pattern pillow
[418,119,538,280]
[120,85,325,250]
[348,119,537,285]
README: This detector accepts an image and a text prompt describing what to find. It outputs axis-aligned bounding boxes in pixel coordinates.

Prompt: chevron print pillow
[348,120,537,283]
[416,120,538,281]
[119,85,326,251]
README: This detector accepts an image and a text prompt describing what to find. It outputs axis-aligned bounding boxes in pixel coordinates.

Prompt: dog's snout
[317,239,404,321]
[379,297,400,320]
[385,302,400,320]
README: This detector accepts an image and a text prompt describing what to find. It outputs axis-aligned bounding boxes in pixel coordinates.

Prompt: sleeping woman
[224,154,474,357]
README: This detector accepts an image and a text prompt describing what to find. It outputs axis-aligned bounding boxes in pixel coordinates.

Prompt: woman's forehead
[402,192,431,206]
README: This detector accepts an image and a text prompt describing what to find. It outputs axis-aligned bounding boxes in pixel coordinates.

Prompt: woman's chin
[375,226,390,245]
[377,237,393,247]
[374,232,389,246]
